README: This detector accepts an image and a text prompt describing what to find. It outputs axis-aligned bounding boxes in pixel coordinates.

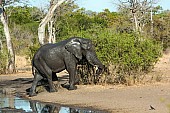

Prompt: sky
[29,0,170,12]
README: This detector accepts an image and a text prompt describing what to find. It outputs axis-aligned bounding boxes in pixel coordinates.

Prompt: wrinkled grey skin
[29,37,104,97]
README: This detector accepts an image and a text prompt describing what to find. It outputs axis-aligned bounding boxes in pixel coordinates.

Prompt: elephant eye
[82,41,87,44]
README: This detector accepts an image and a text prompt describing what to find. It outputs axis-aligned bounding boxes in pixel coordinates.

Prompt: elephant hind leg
[39,61,57,92]
[29,71,43,97]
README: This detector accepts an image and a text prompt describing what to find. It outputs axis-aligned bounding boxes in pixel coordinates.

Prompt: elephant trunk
[85,50,104,75]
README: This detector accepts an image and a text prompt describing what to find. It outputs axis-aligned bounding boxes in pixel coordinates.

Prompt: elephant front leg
[69,81,77,90]
[67,66,77,90]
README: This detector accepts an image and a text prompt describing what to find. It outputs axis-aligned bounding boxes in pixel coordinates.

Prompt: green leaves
[76,28,162,81]
[98,32,162,73]
[7,6,42,25]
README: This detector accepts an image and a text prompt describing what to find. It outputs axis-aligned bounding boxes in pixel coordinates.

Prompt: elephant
[29,37,104,97]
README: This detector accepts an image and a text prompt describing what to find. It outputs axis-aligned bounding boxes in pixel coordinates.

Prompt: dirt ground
[1,53,170,113]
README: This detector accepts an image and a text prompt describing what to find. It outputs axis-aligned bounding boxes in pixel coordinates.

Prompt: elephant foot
[49,88,58,93]
[68,85,77,90]
[29,92,37,97]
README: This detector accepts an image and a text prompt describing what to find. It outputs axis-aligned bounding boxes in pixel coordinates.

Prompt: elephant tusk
[94,65,99,72]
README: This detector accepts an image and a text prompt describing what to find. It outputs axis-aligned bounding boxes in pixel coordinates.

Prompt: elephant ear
[65,39,82,60]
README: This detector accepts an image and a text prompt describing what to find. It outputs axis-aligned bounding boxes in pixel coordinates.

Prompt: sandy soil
[1,53,170,113]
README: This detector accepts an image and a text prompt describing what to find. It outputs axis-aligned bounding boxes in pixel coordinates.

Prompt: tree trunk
[38,0,65,45]
[0,39,3,53]
[133,13,138,32]
[150,4,153,37]
[52,26,56,43]
[48,20,56,43]
[48,20,53,43]
[0,10,15,73]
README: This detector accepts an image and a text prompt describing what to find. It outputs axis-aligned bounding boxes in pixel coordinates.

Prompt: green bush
[27,38,40,60]
[0,49,7,74]
[74,28,162,85]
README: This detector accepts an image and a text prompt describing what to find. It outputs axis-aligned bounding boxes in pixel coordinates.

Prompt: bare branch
[38,0,66,45]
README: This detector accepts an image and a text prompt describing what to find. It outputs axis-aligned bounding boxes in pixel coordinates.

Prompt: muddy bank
[0,71,170,113]
[29,82,170,113]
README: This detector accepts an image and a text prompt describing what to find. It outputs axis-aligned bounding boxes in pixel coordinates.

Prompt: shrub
[75,28,162,85]
[0,49,7,74]
[27,38,40,60]
[98,33,161,84]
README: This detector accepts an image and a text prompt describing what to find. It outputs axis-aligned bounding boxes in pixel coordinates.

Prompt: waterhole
[0,94,106,113]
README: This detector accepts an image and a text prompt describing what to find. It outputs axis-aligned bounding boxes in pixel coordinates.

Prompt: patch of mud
[0,52,170,113]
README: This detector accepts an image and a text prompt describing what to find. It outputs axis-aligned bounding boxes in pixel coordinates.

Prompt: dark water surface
[0,94,106,113]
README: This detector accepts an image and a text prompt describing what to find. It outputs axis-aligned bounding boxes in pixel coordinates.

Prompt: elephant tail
[32,66,35,76]
[31,59,37,76]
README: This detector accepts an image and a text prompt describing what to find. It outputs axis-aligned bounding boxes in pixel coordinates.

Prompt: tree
[0,0,15,73]
[0,0,28,73]
[38,0,66,45]
[117,0,157,33]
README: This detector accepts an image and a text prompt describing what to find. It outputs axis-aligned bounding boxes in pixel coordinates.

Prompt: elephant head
[65,37,104,75]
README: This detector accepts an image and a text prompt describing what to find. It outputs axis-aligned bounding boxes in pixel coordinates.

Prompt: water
[0,94,105,113]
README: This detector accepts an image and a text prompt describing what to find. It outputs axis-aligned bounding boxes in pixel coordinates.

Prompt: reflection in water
[0,94,105,113]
